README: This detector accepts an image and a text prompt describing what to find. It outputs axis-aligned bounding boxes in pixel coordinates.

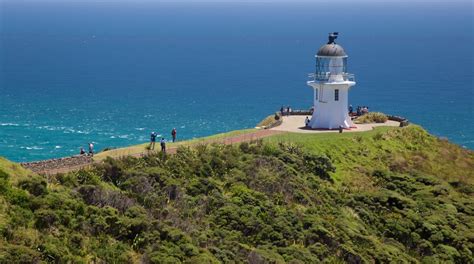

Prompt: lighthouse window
[334,89,339,101]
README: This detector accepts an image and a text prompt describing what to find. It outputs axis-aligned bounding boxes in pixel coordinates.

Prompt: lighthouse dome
[317,43,347,57]
[316,32,347,57]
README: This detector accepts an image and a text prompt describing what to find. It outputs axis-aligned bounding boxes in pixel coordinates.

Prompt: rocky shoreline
[21,155,93,175]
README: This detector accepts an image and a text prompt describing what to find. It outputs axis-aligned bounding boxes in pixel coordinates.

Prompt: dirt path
[21,129,284,176]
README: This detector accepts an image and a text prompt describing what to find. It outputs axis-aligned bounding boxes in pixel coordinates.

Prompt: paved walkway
[270,116,400,133]
[22,129,284,175]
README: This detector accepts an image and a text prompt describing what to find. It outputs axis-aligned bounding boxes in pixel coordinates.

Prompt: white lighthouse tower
[307,32,355,129]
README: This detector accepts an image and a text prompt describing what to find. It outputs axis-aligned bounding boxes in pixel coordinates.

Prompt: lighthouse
[307,32,355,129]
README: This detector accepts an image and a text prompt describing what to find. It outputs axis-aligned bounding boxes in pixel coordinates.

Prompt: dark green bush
[18,177,48,196]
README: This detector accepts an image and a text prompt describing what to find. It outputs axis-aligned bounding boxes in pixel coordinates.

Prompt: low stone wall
[387,115,409,127]
[283,110,313,116]
[21,155,93,175]
[264,119,283,129]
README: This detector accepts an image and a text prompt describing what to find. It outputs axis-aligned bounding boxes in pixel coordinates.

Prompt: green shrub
[257,114,281,128]
[355,112,388,123]
[34,209,58,229]
[18,177,48,196]
[0,244,41,264]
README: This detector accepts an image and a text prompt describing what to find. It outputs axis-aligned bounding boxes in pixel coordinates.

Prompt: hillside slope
[0,126,473,263]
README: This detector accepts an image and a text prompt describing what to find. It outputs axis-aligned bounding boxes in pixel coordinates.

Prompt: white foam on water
[1,123,20,126]
[24,146,44,150]
[38,125,66,131]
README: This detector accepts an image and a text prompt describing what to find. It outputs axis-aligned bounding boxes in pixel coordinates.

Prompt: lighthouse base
[308,113,354,130]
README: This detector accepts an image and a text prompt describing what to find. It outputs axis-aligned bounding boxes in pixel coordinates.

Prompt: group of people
[280,106,293,116]
[149,128,177,153]
[348,105,370,116]
[79,143,94,156]
[305,116,311,127]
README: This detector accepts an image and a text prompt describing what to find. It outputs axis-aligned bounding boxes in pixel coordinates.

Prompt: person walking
[150,132,157,150]
[88,142,94,156]
[305,116,310,127]
[160,137,166,153]
[171,128,177,143]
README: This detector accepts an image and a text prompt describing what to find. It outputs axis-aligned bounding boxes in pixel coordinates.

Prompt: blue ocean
[1,1,473,162]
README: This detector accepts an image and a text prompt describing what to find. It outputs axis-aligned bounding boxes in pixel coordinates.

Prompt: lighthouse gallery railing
[308,72,355,82]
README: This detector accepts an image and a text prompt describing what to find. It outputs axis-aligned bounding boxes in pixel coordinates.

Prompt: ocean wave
[21,146,44,150]
[0,123,20,126]
[37,125,66,131]
[64,128,90,134]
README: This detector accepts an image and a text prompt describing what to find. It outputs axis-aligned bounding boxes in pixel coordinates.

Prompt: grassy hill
[0,125,473,263]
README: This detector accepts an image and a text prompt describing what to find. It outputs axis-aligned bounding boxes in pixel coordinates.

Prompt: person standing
[171,128,177,143]
[160,137,166,153]
[88,142,94,156]
[150,132,157,150]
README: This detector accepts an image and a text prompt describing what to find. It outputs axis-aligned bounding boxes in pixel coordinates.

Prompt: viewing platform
[270,115,400,134]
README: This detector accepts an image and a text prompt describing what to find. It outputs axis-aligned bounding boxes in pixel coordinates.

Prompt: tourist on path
[348,105,353,115]
[305,116,310,127]
[88,143,94,156]
[150,132,157,150]
[171,128,177,143]
[160,138,166,153]
[80,147,86,155]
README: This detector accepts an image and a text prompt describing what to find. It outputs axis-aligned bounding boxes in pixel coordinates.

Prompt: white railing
[308,72,355,82]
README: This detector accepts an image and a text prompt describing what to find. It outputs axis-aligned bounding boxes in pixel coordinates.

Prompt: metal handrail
[308,72,355,82]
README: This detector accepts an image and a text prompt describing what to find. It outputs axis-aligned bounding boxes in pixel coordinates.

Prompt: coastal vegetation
[256,113,282,129]
[354,112,388,124]
[0,126,473,263]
